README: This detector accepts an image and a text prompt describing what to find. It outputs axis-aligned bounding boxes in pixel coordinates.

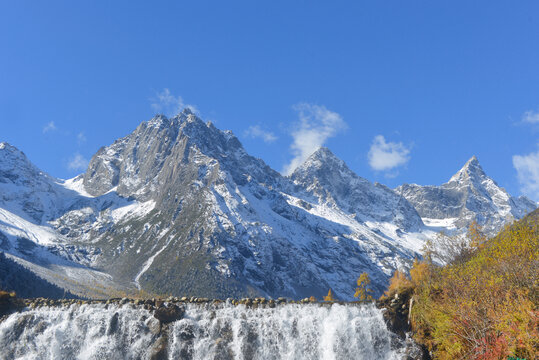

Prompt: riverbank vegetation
[386,209,538,359]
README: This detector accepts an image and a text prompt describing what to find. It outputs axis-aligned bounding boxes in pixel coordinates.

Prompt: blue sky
[1,1,539,200]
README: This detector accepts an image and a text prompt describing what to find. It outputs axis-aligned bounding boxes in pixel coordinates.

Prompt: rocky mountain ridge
[396,155,536,236]
[0,111,535,300]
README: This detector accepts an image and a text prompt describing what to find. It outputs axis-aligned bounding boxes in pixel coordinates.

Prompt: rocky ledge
[376,289,431,360]
[376,287,414,338]
[18,295,352,310]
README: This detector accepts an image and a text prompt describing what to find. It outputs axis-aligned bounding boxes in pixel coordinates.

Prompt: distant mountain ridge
[0,111,535,299]
[396,155,536,236]
[291,147,423,232]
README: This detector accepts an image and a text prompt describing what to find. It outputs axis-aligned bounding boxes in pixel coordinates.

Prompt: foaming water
[170,303,400,360]
[0,304,155,360]
[0,303,405,360]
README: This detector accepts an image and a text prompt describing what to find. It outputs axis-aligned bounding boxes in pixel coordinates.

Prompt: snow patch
[134,241,167,289]
[0,208,60,246]
[111,200,156,222]
[422,217,458,231]
[62,176,93,197]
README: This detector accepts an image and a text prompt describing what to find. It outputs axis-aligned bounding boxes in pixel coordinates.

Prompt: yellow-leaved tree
[323,289,335,301]
[382,269,413,298]
[354,272,374,302]
[468,219,487,250]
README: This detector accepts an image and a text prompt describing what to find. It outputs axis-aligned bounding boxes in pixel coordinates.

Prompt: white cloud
[513,145,539,201]
[282,103,347,175]
[244,125,278,143]
[150,88,198,117]
[77,132,86,144]
[68,153,89,172]
[522,109,539,124]
[43,121,56,134]
[368,135,411,174]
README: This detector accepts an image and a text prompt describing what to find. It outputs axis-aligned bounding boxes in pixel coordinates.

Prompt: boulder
[149,335,168,360]
[153,304,185,324]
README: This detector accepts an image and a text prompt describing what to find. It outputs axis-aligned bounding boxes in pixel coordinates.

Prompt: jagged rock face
[83,110,280,201]
[1,113,535,300]
[84,113,184,198]
[291,148,424,232]
[78,112,404,299]
[0,143,62,223]
[79,111,308,297]
[396,156,537,235]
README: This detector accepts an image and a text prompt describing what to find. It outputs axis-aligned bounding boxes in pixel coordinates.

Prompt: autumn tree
[409,259,430,287]
[323,289,335,302]
[467,220,486,250]
[354,272,374,302]
[382,269,413,298]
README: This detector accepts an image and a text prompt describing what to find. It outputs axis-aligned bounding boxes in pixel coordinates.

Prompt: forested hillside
[0,252,77,299]
[383,209,538,359]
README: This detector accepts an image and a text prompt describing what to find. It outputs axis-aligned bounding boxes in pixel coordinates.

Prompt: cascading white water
[169,303,402,360]
[0,304,155,360]
[0,303,406,360]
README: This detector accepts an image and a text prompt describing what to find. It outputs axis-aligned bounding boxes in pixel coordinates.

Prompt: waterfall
[0,303,407,359]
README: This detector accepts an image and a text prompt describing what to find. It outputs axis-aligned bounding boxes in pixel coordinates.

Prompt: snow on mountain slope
[1,112,535,300]
[0,143,154,297]
[396,156,537,236]
[290,148,424,232]
[69,111,432,299]
[0,142,70,224]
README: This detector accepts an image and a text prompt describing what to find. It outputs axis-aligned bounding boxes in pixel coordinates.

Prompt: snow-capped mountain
[0,143,134,298]
[396,156,536,236]
[73,110,425,299]
[0,142,67,224]
[290,147,423,232]
[0,111,535,300]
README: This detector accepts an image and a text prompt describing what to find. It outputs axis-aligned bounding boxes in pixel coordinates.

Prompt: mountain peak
[290,146,423,231]
[82,111,279,198]
[448,155,487,184]
[0,141,54,197]
[0,142,30,164]
[0,142,20,153]
[294,147,345,173]
[181,107,194,115]
[465,155,480,167]
[311,146,337,159]
[142,111,207,137]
